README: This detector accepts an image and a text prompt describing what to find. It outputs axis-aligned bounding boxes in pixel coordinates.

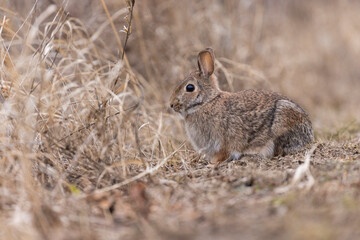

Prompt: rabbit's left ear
[198,48,215,78]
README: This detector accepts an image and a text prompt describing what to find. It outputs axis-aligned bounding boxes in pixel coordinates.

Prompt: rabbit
[170,48,314,164]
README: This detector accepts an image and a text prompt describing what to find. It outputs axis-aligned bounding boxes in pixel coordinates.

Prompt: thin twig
[99,0,131,70]
[121,0,135,60]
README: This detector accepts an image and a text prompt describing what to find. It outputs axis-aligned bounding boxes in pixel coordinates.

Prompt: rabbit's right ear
[198,48,215,78]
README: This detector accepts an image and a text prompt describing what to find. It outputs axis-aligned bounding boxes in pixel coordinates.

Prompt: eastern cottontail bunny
[170,48,314,163]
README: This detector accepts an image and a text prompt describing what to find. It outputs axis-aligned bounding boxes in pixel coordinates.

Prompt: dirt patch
[70,139,360,240]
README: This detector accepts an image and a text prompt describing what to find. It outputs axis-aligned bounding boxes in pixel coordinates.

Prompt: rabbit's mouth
[170,102,188,118]
[171,103,183,113]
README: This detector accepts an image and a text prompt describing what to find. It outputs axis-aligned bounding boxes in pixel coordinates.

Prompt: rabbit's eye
[186,84,195,92]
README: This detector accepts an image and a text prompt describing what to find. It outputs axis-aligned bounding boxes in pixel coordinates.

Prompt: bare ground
[76,139,360,240]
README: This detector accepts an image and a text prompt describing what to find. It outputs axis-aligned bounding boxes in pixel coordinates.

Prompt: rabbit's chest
[184,122,220,156]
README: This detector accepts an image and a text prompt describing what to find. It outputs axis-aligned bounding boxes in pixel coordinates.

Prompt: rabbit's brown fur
[170,48,314,163]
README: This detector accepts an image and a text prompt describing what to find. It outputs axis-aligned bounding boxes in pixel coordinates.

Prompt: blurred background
[2,0,360,133]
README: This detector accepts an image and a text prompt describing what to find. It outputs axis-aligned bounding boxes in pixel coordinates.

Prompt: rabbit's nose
[170,98,179,109]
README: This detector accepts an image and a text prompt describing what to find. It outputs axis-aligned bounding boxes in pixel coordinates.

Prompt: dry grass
[0,0,359,239]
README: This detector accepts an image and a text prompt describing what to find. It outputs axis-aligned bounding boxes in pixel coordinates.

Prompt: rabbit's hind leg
[271,100,314,156]
[273,123,314,156]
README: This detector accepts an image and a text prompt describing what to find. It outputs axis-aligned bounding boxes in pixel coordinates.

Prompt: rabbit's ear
[198,48,215,78]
